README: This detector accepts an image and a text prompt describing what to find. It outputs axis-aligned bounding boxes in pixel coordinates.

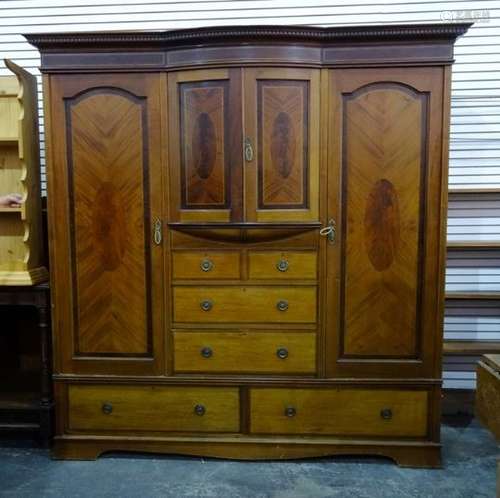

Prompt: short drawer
[174,331,316,374]
[68,385,240,433]
[173,286,317,323]
[172,251,240,280]
[248,251,317,279]
[249,388,428,437]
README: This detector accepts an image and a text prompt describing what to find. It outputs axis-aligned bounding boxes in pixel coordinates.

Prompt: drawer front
[172,251,240,280]
[173,286,317,323]
[249,388,428,437]
[174,331,316,374]
[68,385,240,432]
[248,251,317,280]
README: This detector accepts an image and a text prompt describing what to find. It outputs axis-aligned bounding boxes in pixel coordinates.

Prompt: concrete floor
[0,420,498,498]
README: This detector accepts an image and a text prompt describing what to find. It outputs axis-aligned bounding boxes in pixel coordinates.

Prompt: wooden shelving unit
[0,59,47,285]
[444,188,500,357]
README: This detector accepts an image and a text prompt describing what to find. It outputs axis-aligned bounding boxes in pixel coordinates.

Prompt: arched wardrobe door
[45,74,165,375]
[325,67,446,379]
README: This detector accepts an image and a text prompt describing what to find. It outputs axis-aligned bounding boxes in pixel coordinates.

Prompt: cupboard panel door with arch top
[46,74,165,376]
[325,67,446,379]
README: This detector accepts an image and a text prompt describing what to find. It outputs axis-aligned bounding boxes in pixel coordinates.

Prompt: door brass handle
[319,219,336,244]
[244,137,254,162]
[153,218,162,245]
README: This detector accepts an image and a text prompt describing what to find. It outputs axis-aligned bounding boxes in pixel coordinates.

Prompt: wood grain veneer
[27,23,470,467]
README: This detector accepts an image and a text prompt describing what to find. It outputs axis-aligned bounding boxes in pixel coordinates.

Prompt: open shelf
[449,188,500,195]
[443,340,500,356]
[445,292,500,300]
[0,207,22,213]
[0,386,41,432]
[0,137,18,144]
[0,422,39,431]
[447,241,500,249]
[0,391,39,411]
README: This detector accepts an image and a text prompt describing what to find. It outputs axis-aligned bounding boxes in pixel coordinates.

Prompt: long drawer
[174,331,316,374]
[173,286,317,323]
[249,388,428,437]
[68,385,240,432]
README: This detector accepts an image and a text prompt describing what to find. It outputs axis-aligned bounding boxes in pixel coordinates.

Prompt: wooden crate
[476,354,500,441]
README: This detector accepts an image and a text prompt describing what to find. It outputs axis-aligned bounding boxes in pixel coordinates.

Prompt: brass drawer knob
[102,402,113,415]
[276,347,289,359]
[276,258,289,272]
[200,346,213,358]
[380,408,392,420]
[194,404,206,416]
[285,406,297,418]
[200,299,213,311]
[276,300,289,312]
[200,258,214,272]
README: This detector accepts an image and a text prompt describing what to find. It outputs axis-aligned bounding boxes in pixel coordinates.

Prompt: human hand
[0,193,23,207]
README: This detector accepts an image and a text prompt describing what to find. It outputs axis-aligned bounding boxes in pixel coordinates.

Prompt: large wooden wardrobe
[27,23,470,467]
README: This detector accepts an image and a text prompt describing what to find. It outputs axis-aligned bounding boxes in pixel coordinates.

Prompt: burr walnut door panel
[325,67,445,378]
[168,69,243,222]
[243,68,320,222]
[47,74,164,375]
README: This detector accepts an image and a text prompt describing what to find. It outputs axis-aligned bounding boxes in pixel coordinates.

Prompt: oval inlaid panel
[271,111,296,179]
[364,179,400,271]
[192,111,216,179]
[92,181,127,271]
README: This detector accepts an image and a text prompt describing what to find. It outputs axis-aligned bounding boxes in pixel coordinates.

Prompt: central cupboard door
[168,69,243,222]
[243,68,320,222]
[168,68,320,222]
